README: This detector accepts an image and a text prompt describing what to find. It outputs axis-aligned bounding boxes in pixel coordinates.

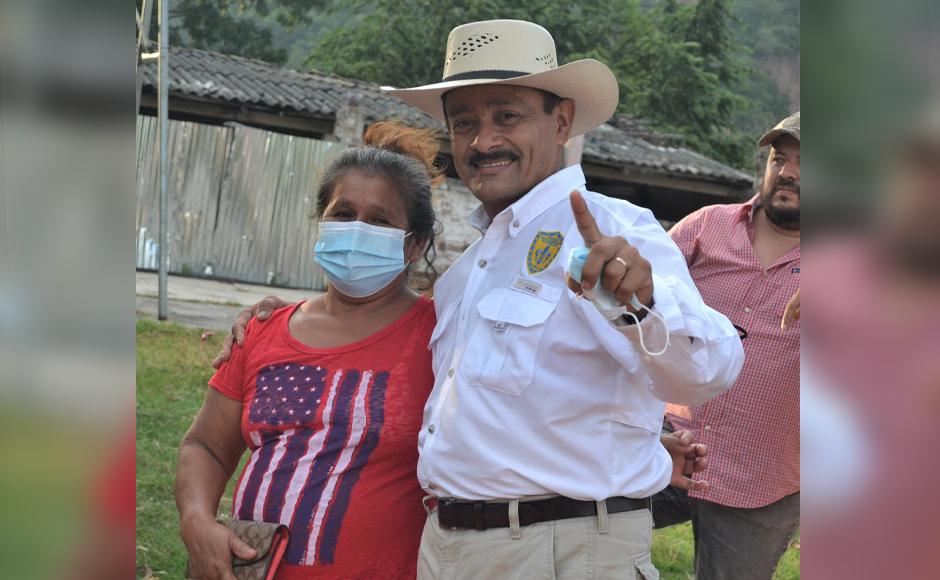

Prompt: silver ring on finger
[613,256,628,268]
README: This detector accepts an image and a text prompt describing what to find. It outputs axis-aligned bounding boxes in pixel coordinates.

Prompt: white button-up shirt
[419,165,744,501]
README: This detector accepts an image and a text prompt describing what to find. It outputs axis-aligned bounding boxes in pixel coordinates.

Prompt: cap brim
[383,59,619,138]
[759,128,800,147]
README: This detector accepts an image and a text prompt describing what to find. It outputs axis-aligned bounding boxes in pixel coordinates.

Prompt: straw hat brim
[384,59,619,138]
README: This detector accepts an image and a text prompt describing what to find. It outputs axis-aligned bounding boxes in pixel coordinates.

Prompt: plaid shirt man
[666,197,800,508]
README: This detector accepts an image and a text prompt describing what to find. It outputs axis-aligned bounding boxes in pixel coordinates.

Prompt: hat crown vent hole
[448,33,500,63]
[535,53,556,67]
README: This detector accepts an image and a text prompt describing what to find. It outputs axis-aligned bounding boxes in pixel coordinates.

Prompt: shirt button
[478,259,488,268]
[704,425,712,431]
[428,425,436,434]
[744,307,752,313]
[512,219,520,227]
[447,368,455,377]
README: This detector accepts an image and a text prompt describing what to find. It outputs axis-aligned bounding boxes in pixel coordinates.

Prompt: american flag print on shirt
[230,362,389,566]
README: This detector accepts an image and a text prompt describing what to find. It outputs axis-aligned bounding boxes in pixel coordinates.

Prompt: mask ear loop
[623,295,671,357]
[403,230,419,265]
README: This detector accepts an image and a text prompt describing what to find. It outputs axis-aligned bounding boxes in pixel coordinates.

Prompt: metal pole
[158,0,169,320]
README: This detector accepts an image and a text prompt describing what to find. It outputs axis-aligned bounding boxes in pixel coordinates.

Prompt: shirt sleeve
[668,207,707,267]
[573,202,744,407]
[208,321,254,402]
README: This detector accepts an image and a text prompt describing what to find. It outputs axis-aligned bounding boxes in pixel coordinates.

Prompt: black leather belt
[437,496,649,531]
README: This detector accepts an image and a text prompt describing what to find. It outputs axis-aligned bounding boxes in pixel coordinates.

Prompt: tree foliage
[166,0,325,65]
[310,0,759,168]
[618,0,756,167]
[733,0,799,59]
[167,0,795,170]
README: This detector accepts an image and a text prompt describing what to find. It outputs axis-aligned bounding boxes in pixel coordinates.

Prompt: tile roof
[584,124,753,185]
[140,47,752,187]
[139,47,440,130]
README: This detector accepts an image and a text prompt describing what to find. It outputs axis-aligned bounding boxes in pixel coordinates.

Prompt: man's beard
[760,177,800,230]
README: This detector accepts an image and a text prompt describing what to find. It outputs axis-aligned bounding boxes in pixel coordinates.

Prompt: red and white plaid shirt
[666,198,800,508]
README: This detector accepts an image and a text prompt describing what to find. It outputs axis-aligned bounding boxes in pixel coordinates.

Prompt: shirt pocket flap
[477,287,560,328]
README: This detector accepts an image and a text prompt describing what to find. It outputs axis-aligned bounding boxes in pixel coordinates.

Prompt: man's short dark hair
[537,89,563,113]
[441,88,563,127]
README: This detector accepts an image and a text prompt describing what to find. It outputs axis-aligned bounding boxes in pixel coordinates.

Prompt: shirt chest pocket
[464,286,562,396]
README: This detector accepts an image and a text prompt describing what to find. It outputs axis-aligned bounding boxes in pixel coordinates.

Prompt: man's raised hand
[566,190,654,311]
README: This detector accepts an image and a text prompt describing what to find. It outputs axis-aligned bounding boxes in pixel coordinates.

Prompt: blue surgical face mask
[313,220,411,298]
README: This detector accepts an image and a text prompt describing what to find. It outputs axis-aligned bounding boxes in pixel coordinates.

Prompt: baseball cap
[759,111,800,147]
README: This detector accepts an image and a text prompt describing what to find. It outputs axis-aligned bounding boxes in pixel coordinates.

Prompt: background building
[138,48,753,290]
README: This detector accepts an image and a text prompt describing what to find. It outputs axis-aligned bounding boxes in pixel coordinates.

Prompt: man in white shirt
[218,19,743,580]
[387,19,743,580]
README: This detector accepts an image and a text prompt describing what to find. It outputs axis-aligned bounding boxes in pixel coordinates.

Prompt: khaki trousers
[417,502,660,580]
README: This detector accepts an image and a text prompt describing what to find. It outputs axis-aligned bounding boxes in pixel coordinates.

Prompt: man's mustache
[773,178,800,195]
[469,150,519,168]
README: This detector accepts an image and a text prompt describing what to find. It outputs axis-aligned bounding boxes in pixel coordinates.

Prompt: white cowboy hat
[383,20,619,137]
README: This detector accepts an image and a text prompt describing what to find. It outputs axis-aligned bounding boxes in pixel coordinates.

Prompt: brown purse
[185,520,290,580]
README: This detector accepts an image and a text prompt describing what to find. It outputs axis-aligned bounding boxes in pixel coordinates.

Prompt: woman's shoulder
[414,295,437,327]
[243,300,305,344]
[382,295,435,346]
[416,294,435,311]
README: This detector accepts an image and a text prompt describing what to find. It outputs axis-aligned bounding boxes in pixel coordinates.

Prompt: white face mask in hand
[568,247,671,357]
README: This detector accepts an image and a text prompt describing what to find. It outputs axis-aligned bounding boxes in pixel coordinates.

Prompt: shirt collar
[468,204,492,234]
[740,193,801,265]
[468,165,587,236]
[739,194,760,224]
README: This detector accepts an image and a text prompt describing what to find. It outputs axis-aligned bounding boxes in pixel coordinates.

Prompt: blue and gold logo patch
[526,230,564,275]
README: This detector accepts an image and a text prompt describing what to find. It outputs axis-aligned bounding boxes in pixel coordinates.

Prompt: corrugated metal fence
[137,115,344,289]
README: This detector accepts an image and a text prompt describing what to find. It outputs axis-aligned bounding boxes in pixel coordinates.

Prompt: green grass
[652,524,799,579]
[136,319,247,578]
[136,319,799,578]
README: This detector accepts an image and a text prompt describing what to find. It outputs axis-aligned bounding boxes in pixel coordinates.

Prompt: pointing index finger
[569,190,602,246]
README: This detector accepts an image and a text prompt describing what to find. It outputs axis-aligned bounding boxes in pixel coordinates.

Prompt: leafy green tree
[167,0,325,65]
[166,0,795,170]
[308,0,764,169]
[733,0,799,59]
[307,1,613,88]
[730,0,799,152]
[679,0,751,165]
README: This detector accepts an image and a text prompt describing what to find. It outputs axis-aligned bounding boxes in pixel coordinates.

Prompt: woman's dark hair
[314,121,444,289]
